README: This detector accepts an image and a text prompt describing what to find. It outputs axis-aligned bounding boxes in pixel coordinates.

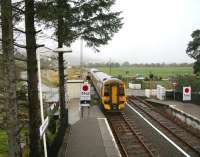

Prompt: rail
[105,112,156,157]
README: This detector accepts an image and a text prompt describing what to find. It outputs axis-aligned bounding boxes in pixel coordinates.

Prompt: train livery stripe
[112,86,117,104]
[127,104,191,157]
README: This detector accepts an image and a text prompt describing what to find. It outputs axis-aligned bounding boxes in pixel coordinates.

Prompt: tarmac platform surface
[59,98,121,157]
[147,99,200,120]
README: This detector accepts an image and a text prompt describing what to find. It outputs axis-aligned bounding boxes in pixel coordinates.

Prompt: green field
[98,66,193,78]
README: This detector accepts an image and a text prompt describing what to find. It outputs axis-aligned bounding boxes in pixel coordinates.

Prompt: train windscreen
[119,84,125,96]
[104,85,110,96]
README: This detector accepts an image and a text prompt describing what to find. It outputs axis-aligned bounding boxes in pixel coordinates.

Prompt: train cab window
[104,85,110,96]
[119,84,124,96]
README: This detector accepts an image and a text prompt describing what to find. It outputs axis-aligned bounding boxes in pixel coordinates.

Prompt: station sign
[40,117,49,137]
[80,82,91,107]
[183,86,191,101]
[80,82,91,101]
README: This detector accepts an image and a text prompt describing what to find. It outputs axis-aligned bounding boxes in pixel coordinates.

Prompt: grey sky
[68,0,200,64]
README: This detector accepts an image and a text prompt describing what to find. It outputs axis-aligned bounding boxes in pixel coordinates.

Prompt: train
[88,68,127,111]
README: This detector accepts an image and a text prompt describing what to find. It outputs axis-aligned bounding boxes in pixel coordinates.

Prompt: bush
[193,60,200,75]
[176,75,200,92]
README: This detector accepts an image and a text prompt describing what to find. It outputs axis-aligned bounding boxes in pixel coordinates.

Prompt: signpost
[80,82,91,118]
[183,86,191,101]
[40,117,49,137]
[37,51,48,157]
[80,82,91,106]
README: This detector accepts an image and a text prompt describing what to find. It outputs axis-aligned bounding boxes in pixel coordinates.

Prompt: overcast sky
[66,0,200,64]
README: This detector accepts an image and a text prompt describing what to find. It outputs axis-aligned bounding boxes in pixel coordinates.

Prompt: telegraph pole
[80,39,83,79]
[109,58,111,75]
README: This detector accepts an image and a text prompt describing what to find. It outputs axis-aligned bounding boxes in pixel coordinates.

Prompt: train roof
[90,68,122,83]
[90,68,100,73]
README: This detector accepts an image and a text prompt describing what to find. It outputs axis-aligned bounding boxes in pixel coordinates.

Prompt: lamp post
[54,47,72,127]
[36,51,48,157]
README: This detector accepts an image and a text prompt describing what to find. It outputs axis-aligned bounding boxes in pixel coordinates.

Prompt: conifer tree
[25,0,42,156]
[36,0,123,50]
[1,0,21,156]
[36,0,123,126]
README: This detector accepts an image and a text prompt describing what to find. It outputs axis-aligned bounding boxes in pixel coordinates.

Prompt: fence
[167,91,200,105]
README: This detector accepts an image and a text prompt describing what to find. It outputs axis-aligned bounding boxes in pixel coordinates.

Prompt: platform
[147,99,200,119]
[58,99,121,157]
[146,99,200,130]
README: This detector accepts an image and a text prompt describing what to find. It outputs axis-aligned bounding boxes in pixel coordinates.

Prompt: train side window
[104,85,110,96]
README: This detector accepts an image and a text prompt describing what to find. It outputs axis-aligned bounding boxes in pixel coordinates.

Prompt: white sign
[156,85,166,100]
[80,103,90,107]
[40,117,49,137]
[80,82,91,101]
[183,87,191,101]
[129,83,141,89]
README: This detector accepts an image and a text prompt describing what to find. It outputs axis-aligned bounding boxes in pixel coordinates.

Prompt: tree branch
[36,44,45,48]
[12,5,25,14]
[14,42,27,49]
[12,0,25,7]
[36,29,42,34]
[13,27,26,34]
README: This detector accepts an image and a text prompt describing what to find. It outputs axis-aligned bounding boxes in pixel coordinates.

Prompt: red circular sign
[184,88,190,93]
[82,85,89,91]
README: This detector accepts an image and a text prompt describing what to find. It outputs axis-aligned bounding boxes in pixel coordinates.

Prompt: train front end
[102,79,126,111]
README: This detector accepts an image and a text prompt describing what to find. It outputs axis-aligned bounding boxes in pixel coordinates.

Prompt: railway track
[127,96,200,157]
[105,112,158,157]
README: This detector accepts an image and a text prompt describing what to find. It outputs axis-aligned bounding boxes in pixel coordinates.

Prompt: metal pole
[80,39,83,79]
[37,51,48,157]
[109,58,111,75]
[174,87,175,101]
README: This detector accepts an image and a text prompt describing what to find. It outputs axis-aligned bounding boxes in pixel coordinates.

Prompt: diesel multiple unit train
[88,69,127,111]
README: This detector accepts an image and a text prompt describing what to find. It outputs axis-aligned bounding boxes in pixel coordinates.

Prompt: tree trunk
[1,0,21,156]
[25,0,41,156]
[57,0,68,127]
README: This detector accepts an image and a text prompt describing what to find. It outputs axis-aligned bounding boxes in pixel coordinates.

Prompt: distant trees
[122,61,130,67]
[186,29,200,75]
[86,62,193,68]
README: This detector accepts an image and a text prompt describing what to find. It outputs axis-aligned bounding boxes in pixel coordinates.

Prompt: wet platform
[147,99,200,119]
[146,99,200,130]
[59,98,121,157]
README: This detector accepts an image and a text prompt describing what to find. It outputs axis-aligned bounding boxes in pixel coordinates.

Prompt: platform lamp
[54,47,72,127]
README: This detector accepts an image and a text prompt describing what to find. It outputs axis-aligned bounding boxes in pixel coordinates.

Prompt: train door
[111,85,118,105]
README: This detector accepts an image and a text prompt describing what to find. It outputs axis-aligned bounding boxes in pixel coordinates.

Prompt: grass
[98,66,193,78]
[41,67,86,87]
[42,70,59,87]
[0,130,8,157]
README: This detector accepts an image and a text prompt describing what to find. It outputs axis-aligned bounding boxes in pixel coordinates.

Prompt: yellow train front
[89,69,127,111]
